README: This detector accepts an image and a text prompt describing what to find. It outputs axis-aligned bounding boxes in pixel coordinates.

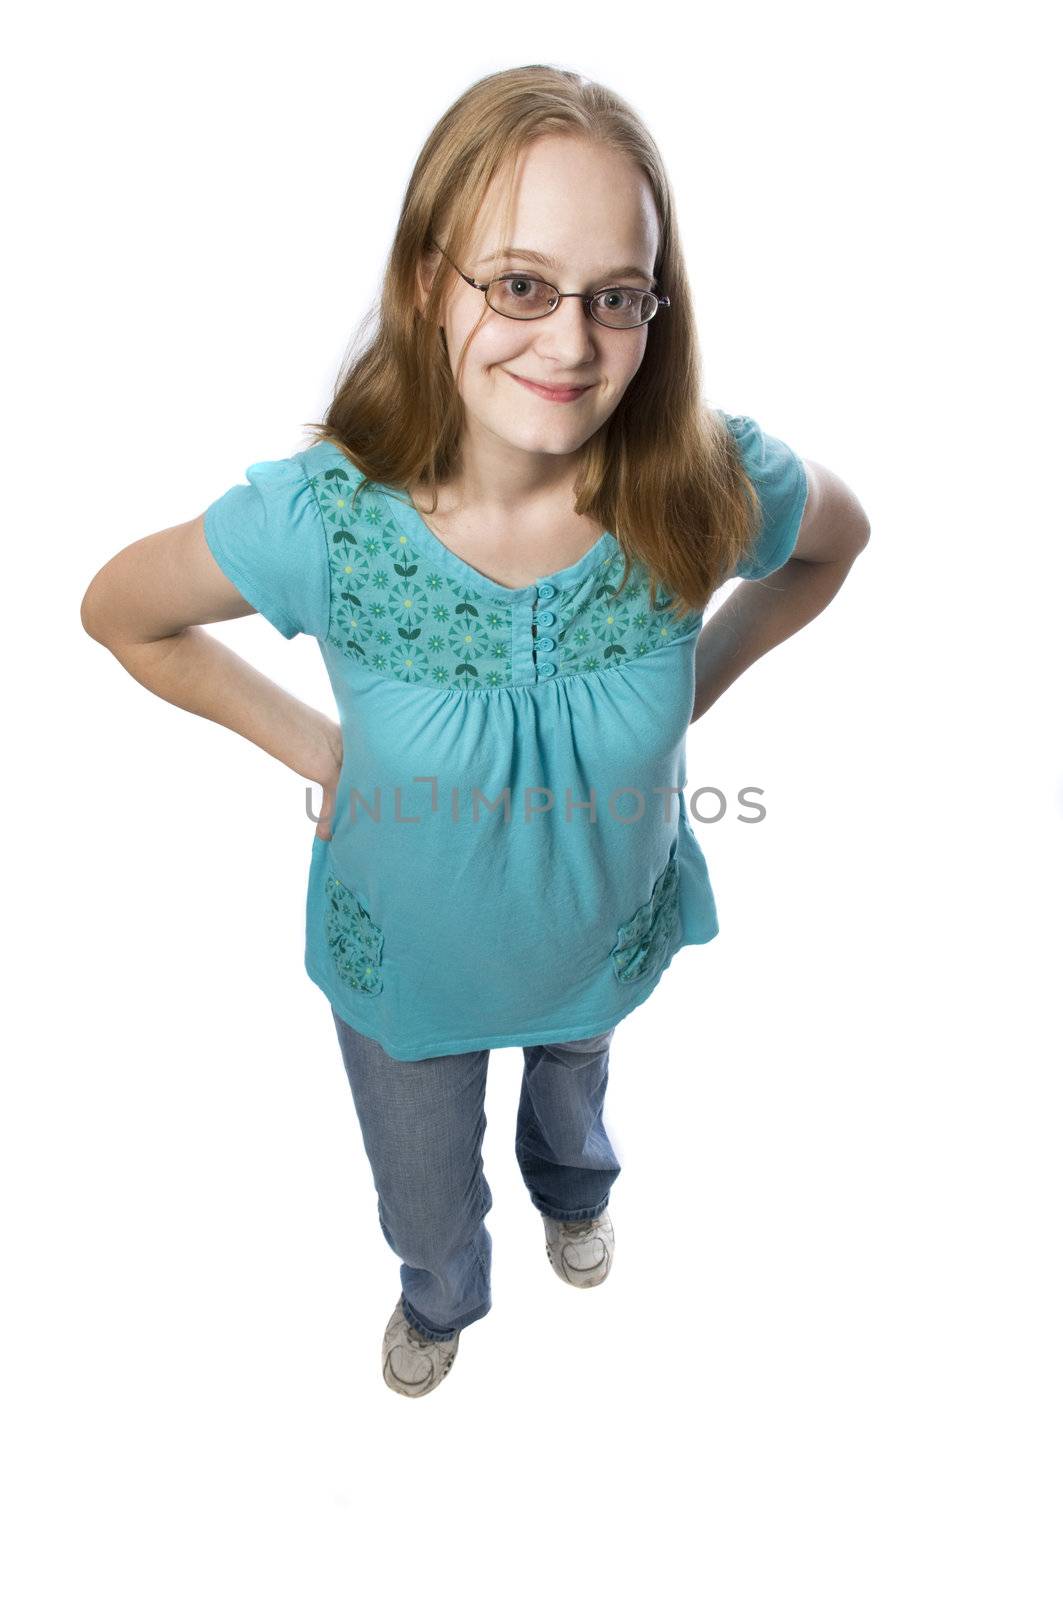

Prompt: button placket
[533,582,559,679]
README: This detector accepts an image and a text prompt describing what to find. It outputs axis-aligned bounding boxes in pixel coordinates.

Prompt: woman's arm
[80,515,342,836]
[690,459,870,724]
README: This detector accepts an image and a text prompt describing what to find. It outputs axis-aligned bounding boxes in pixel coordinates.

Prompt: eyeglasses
[430,239,670,329]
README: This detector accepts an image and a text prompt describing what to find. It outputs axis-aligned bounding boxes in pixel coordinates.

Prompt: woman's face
[424,136,661,466]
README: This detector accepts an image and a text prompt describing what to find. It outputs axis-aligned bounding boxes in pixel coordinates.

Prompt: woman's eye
[501,276,544,298]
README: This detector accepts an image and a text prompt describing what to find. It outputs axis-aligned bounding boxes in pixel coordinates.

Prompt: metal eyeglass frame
[429,239,670,328]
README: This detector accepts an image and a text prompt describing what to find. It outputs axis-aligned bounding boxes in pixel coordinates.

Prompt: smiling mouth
[514,378,590,391]
[507,372,594,396]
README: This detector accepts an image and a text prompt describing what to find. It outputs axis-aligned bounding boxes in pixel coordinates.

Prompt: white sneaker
[381,1299,460,1397]
[543,1209,615,1288]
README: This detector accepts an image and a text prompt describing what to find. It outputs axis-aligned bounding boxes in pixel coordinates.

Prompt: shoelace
[559,1215,604,1238]
[404,1319,454,1352]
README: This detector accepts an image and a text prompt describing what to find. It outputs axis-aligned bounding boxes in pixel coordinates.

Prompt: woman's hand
[312,715,344,841]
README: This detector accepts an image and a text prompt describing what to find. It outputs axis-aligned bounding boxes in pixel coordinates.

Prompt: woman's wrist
[299,705,343,788]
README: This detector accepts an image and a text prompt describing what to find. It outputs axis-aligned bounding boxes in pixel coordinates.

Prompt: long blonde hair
[304,63,763,621]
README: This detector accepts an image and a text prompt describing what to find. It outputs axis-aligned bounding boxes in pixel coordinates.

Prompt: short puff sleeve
[720,412,809,581]
[203,455,329,640]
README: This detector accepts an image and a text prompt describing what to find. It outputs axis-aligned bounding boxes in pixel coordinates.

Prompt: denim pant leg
[330,1009,493,1342]
[515,1028,622,1222]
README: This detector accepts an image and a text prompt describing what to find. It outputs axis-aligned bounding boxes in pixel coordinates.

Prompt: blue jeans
[330,1009,622,1342]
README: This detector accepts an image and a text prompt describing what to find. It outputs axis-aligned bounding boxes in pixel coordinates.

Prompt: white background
[4,2,1060,1595]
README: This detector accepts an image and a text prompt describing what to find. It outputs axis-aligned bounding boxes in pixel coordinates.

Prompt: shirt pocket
[324,862,385,995]
[610,836,680,985]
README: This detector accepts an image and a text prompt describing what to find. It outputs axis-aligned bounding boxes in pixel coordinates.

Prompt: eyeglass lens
[486,274,658,327]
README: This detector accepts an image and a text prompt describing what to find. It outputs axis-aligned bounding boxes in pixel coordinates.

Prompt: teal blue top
[203,410,808,1059]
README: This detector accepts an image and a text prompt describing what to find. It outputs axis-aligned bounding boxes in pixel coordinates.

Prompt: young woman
[81,65,870,1399]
